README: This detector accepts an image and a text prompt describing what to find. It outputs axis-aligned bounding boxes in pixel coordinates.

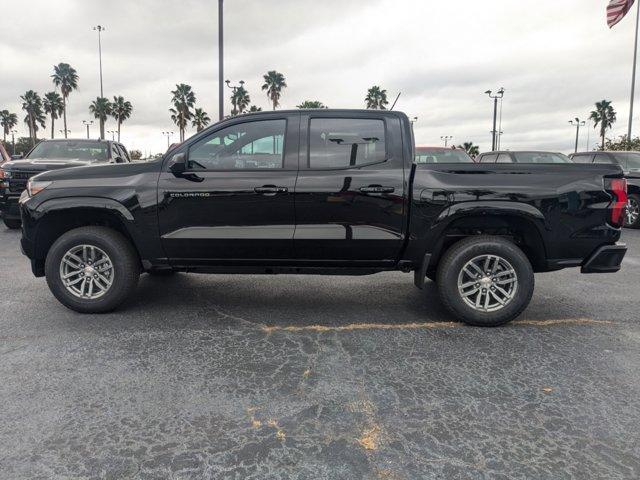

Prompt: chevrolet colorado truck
[18,110,628,326]
[1,139,131,229]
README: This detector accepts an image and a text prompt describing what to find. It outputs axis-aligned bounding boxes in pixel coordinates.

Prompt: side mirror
[11,154,23,160]
[168,153,186,175]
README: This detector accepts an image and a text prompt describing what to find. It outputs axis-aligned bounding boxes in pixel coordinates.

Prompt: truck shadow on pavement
[112,271,605,332]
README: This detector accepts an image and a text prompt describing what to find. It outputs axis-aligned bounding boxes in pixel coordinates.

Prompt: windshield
[415,149,473,164]
[27,141,109,161]
[512,152,571,164]
[613,152,640,170]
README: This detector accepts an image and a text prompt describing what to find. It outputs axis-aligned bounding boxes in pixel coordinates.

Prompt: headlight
[26,179,52,197]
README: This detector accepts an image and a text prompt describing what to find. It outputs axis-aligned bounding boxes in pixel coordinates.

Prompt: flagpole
[629,0,640,140]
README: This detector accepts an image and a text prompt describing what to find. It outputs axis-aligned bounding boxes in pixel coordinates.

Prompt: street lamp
[107,130,116,141]
[162,131,174,149]
[218,0,224,120]
[485,88,505,151]
[440,135,453,147]
[569,118,586,153]
[83,120,93,139]
[59,129,71,136]
[225,79,245,115]
[10,130,17,154]
[92,25,105,98]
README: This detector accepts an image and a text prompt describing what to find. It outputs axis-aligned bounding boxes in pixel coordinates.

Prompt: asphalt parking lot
[1,227,639,480]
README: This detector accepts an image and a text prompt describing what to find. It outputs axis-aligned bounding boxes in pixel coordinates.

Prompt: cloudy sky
[1,0,638,154]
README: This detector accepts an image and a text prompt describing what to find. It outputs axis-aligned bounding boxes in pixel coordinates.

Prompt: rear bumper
[581,243,627,274]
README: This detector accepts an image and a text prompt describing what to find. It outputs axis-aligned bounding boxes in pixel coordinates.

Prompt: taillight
[610,178,628,228]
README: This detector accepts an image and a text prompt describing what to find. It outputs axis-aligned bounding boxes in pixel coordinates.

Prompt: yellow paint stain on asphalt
[261,318,614,333]
[262,322,458,333]
[358,424,381,451]
[516,318,614,327]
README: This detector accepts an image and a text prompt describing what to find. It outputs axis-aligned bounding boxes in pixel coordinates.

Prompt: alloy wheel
[627,198,639,226]
[457,254,518,313]
[59,244,114,299]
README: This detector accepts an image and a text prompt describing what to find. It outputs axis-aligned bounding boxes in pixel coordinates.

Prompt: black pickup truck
[18,110,628,326]
[1,139,131,229]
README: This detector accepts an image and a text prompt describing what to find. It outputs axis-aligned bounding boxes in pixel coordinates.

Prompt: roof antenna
[389,92,401,110]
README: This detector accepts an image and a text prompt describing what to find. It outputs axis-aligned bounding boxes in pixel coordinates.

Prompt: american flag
[608,0,636,28]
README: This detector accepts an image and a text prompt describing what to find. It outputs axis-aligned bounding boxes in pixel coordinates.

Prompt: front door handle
[254,185,288,194]
[359,185,395,194]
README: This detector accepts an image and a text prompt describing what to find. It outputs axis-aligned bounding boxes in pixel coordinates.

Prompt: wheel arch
[422,209,548,274]
[32,200,142,269]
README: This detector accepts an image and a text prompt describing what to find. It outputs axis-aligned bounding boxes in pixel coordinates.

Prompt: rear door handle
[359,185,395,193]
[254,185,288,194]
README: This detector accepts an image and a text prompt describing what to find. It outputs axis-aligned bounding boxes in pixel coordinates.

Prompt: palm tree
[232,86,251,115]
[458,142,480,158]
[110,96,132,142]
[21,90,46,146]
[248,105,262,112]
[297,100,327,109]
[0,110,18,142]
[261,71,287,110]
[365,86,389,110]
[192,107,211,132]
[590,100,617,149]
[170,84,196,141]
[89,97,112,139]
[51,63,79,139]
[43,92,64,139]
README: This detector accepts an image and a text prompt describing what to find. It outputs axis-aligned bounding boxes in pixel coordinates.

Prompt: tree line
[0,63,133,147]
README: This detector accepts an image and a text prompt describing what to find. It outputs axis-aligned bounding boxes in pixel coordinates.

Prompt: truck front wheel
[436,236,534,327]
[626,194,640,229]
[44,226,140,313]
[3,218,21,229]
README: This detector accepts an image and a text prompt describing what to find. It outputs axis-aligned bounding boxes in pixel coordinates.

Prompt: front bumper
[581,243,627,274]
[0,193,21,219]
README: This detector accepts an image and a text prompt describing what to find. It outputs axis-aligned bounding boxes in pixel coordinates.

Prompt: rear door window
[479,154,498,163]
[571,154,594,164]
[593,153,615,164]
[496,153,512,163]
[308,118,386,169]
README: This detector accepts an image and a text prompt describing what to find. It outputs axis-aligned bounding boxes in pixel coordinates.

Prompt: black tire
[436,236,534,327]
[45,226,140,313]
[626,194,640,229]
[3,218,21,229]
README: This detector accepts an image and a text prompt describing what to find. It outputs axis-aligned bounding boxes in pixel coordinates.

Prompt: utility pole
[218,0,224,120]
[107,130,116,141]
[83,120,93,139]
[485,88,505,151]
[440,135,453,147]
[93,25,105,98]
[629,1,640,140]
[569,118,586,153]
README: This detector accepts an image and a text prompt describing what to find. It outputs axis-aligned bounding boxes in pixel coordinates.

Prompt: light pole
[225,79,245,115]
[485,88,505,151]
[93,25,105,98]
[440,135,453,147]
[10,130,17,153]
[107,130,116,141]
[162,131,174,149]
[59,129,71,136]
[218,0,224,120]
[569,118,586,153]
[83,120,93,139]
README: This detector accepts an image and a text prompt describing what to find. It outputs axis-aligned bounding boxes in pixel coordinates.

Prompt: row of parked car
[415,146,640,228]
[1,139,639,230]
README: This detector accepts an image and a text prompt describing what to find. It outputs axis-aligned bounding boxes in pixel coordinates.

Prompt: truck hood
[1,158,104,173]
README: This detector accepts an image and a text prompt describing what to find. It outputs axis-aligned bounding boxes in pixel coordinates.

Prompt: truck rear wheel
[436,236,534,327]
[45,226,140,313]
